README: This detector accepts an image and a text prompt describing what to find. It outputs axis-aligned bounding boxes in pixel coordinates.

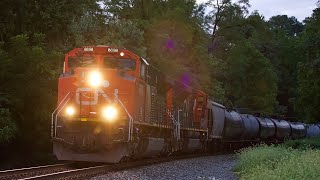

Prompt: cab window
[103,57,136,70]
[198,96,204,106]
[68,56,96,73]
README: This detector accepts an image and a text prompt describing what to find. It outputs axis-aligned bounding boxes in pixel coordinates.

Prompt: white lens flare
[66,106,75,116]
[88,71,102,87]
[102,106,118,122]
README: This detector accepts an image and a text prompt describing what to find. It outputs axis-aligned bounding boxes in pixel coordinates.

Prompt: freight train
[51,46,319,163]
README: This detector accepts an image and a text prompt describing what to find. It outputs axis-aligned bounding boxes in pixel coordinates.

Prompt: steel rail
[21,154,217,180]
[0,163,67,178]
[1,153,231,179]
[22,165,107,180]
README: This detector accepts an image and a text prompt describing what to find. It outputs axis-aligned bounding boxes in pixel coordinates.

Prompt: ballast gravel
[92,154,237,180]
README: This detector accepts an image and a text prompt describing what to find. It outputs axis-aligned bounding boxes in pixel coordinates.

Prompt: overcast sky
[197,0,318,21]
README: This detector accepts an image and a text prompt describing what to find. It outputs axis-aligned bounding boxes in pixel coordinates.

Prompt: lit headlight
[88,71,102,87]
[102,106,118,122]
[66,106,75,116]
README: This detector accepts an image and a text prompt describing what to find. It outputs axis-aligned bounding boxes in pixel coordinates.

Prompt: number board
[84,47,94,52]
[107,48,119,53]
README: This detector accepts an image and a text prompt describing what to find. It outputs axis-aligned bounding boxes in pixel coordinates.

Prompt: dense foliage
[284,137,320,150]
[0,108,17,143]
[0,0,319,158]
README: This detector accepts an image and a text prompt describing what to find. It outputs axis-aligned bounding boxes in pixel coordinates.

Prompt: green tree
[224,41,278,114]
[295,8,320,122]
[296,60,320,123]
[69,13,107,47]
[256,15,304,117]
[99,20,147,56]
[0,108,17,144]
[268,15,304,37]
[0,34,62,150]
[206,0,250,46]
[207,6,279,114]
[0,0,104,49]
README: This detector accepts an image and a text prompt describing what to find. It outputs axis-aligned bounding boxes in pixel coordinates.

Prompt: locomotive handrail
[54,97,71,137]
[113,94,133,142]
[177,109,182,140]
[51,92,71,138]
[166,109,181,141]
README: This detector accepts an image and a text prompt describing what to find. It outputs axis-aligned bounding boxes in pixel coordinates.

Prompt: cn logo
[75,88,118,105]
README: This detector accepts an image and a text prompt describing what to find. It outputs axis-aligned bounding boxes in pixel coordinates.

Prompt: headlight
[66,106,75,116]
[88,71,102,87]
[102,106,118,122]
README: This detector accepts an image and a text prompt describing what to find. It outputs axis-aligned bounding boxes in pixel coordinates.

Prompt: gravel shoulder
[92,154,238,180]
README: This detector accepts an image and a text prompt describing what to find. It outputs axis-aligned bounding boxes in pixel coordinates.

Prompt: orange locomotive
[52,46,208,163]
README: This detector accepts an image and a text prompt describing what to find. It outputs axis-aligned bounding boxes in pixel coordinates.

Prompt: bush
[0,108,17,143]
[283,137,320,150]
[235,145,320,180]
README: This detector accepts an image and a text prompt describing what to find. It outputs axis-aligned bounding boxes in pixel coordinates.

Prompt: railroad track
[0,163,73,180]
[0,153,224,179]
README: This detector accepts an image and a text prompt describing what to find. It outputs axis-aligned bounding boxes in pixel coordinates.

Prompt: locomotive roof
[67,46,208,96]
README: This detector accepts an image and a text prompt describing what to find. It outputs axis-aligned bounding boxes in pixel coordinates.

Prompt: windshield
[68,56,96,68]
[103,57,136,70]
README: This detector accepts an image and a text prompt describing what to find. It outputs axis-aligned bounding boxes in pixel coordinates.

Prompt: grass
[234,138,320,180]
[283,137,320,150]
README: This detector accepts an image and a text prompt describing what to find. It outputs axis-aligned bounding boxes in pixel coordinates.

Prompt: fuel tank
[182,138,202,152]
[136,137,164,158]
